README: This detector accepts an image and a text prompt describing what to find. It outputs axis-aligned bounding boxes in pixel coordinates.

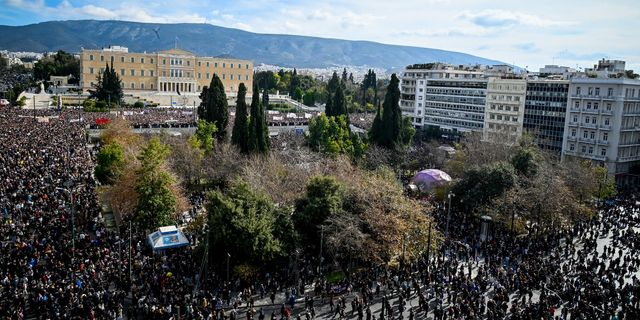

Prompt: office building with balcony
[523,79,570,155]
[400,63,487,134]
[80,46,253,105]
[562,78,640,185]
[482,77,527,145]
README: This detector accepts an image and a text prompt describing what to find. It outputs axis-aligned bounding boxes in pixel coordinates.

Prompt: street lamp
[56,186,78,260]
[445,192,455,244]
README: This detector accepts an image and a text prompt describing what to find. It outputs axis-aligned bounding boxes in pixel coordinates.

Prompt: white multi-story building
[562,78,640,186]
[482,77,527,144]
[400,63,487,134]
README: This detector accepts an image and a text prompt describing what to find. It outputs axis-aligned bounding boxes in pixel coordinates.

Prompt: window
[130,57,135,63]
[585,117,590,124]
[120,69,125,76]
[120,57,125,63]
[131,83,135,89]
[163,59,166,65]
[90,54,94,61]
[581,146,586,153]
[588,146,593,154]
[100,55,104,62]
[603,132,608,141]
[162,71,166,77]
[601,148,606,156]
[574,101,580,109]
[608,88,613,96]
[583,131,588,138]
[141,83,144,89]
[231,63,234,68]
[139,70,144,77]
[570,144,575,151]
[151,58,154,64]
[588,87,593,95]
[222,74,226,80]
[215,62,218,67]
[198,73,201,79]
[206,73,210,79]
[595,88,600,96]
[130,69,135,76]
[198,62,201,67]
[150,70,154,77]
[186,61,190,66]
[590,131,595,139]
[571,129,576,137]
[576,87,581,95]
[514,106,519,112]
[594,102,599,110]
[246,64,249,69]
[606,103,612,111]
[151,83,154,89]
[605,118,610,125]
[206,62,210,67]
[490,114,495,120]
[141,58,145,64]
[89,67,94,74]
[587,102,591,109]
[592,117,597,125]
[230,74,234,80]
[223,63,226,68]
[246,75,249,81]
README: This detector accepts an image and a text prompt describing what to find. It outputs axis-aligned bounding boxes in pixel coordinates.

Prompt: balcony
[579,137,595,144]
[582,108,599,114]
[600,109,613,115]
[566,136,577,141]
[580,123,597,129]
[597,140,609,146]
[598,124,611,130]
[567,121,579,127]
[619,141,640,147]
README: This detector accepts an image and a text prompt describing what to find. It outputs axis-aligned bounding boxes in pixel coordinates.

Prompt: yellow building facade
[80,46,253,95]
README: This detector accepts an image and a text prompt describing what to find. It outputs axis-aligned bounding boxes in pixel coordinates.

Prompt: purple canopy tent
[412,169,452,192]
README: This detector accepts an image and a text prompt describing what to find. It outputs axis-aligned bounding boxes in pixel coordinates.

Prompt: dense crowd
[1,105,639,320]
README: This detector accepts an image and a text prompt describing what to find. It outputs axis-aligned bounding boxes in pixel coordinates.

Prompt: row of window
[424,117,483,128]
[88,54,250,69]
[573,101,613,111]
[91,55,155,64]
[88,67,250,81]
[489,104,520,112]
[487,123,519,132]
[570,129,608,141]
[570,114,610,126]
[568,144,607,157]
[488,113,519,122]
[575,86,614,97]
[89,82,154,90]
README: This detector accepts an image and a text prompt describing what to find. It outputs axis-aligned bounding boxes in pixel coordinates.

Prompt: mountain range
[0,20,505,70]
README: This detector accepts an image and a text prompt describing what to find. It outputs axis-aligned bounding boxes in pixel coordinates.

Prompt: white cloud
[460,9,577,28]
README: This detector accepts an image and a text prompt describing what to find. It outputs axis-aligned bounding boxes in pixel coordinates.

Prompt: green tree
[248,84,270,154]
[332,84,347,117]
[451,162,517,214]
[90,62,123,105]
[231,83,250,153]
[192,120,217,154]
[33,50,80,85]
[0,54,7,71]
[370,74,405,149]
[307,114,364,159]
[197,74,228,140]
[289,68,300,95]
[95,142,125,184]
[294,175,345,249]
[303,89,316,106]
[134,137,177,230]
[511,146,539,177]
[293,87,304,102]
[206,181,283,265]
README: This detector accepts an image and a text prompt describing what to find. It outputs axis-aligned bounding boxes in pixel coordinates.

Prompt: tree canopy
[89,62,123,105]
[197,74,228,140]
[231,83,250,153]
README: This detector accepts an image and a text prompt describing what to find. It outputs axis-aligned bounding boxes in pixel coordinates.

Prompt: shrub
[133,101,145,108]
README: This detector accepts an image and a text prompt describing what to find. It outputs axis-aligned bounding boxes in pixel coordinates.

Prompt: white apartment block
[562,78,640,185]
[400,63,487,133]
[482,77,527,145]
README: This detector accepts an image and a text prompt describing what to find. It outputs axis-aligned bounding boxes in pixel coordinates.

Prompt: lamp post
[56,186,77,260]
[226,253,231,283]
[445,192,454,255]
[318,225,324,274]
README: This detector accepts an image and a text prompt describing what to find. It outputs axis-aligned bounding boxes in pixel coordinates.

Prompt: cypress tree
[199,74,228,140]
[249,84,270,154]
[262,87,269,109]
[325,92,334,117]
[231,83,249,153]
[197,85,209,120]
[333,84,347,117]
[371,74,402,148]
[369,102,383,145]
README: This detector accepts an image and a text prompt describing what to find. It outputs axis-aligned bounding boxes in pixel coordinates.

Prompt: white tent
[147,225,190,251]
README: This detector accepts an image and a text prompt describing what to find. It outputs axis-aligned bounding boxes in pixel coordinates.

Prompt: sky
[2,0,639,71]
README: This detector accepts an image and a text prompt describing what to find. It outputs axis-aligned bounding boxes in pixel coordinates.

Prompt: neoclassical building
[80,46,253,95]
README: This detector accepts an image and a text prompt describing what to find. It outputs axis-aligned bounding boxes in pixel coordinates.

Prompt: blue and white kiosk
[147,225,190,252]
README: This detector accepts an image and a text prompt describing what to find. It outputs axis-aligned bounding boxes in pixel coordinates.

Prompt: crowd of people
[1,105,639,320]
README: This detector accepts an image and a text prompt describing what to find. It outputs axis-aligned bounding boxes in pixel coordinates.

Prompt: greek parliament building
[79,46,253,98]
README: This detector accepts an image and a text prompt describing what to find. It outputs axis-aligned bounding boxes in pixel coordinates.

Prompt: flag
[177,87,181,95]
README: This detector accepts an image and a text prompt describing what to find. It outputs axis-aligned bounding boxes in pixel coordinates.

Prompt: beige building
[80,46,253,96]
[482,77,527,144]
